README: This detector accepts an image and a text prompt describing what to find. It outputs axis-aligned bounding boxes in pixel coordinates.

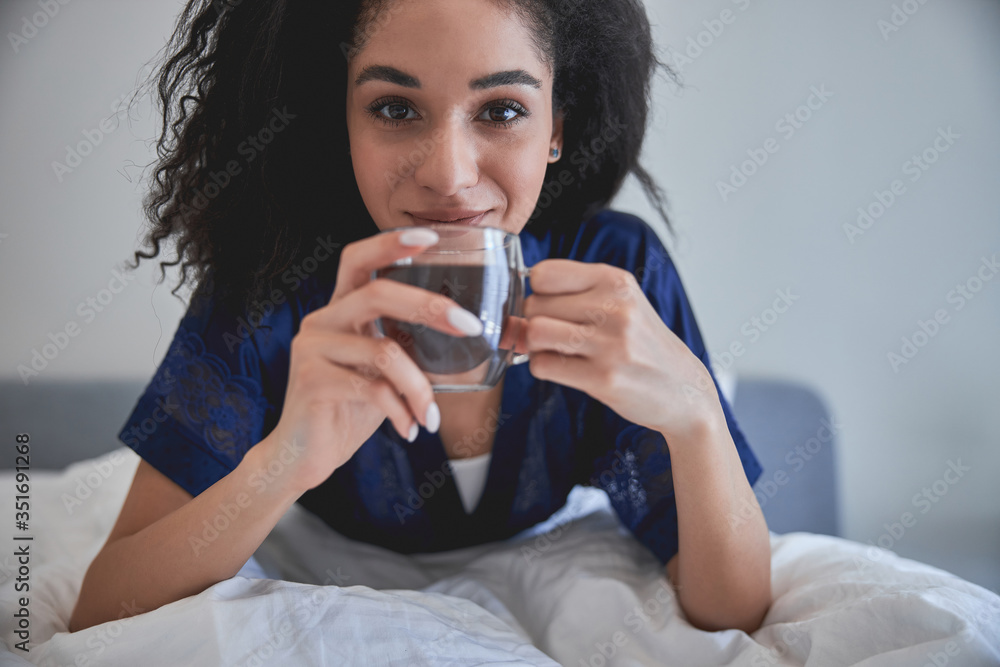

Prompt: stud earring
[551,147,560,159]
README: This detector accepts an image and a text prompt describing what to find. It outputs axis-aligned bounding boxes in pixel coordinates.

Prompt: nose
[412,121,479,197]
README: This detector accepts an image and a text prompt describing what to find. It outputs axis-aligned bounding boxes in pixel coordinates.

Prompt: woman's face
[346,0,562,235]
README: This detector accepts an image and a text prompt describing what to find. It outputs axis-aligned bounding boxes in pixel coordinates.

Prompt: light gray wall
[623,0,1000,592]
[1,0,190,385]
[1,1,998,592]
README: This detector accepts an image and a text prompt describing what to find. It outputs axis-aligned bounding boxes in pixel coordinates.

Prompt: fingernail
[425,402,440,434]
[407,422,419,442]
[447,307,484,337]
[400,228,439,247]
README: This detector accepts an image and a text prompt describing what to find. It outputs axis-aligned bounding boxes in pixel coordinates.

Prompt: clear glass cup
[372,224,531,392]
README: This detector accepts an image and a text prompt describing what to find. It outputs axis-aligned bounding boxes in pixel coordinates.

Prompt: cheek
[350,135,393,217]
[489,146,550,221]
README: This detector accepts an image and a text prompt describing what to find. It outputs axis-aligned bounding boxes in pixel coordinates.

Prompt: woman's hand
[262,227,485,494]
[519,259,772,632]
[516,259,722,443]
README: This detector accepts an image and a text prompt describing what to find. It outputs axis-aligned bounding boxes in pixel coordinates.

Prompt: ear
[548,110,565,163]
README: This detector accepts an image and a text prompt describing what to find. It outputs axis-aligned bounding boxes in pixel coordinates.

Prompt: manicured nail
[407,422,419,443]
[400,228,439,247]
[425,402,440,434]
[447,307,484,337]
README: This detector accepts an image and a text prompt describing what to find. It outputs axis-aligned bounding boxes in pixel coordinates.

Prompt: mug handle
[510,266,532,365]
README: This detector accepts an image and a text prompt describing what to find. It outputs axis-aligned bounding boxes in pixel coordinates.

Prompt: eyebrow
[354,65,542,91]
[469,70,542,90]
[355,65,420,88]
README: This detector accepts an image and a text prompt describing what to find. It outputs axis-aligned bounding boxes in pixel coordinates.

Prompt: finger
[299,332,438,434]
[527,349,599,395]
[312,279,485,338]
[331,227,441,300]
[523,315,601,358]
[498,315,528,356]
[529,259,628,295]
[365,378,426,442]
[523,290,622,324]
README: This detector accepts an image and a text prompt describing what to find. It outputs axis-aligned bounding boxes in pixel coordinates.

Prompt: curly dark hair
[126,0,675,316]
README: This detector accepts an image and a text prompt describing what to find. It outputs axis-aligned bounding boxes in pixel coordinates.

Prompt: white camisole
[447,451,492,514]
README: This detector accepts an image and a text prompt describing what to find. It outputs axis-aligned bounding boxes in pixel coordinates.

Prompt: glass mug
[372,224,531,392]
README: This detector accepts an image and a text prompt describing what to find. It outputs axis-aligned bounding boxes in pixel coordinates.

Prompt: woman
[71,0,771,637]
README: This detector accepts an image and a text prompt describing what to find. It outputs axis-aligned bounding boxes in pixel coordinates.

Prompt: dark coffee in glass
[373,225,530,392]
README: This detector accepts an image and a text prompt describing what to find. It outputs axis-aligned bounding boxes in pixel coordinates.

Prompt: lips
[406,210,489,226]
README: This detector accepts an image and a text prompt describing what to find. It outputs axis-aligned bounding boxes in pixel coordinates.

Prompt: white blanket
[1,449,998,666]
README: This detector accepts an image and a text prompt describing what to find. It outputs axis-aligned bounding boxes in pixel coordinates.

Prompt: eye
[366,97,420,125]
[381,103,416,121]
[482,106,518,123]
[478,100,530,126]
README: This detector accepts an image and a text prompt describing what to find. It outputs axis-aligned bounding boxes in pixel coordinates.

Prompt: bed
[1,375,998,665]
